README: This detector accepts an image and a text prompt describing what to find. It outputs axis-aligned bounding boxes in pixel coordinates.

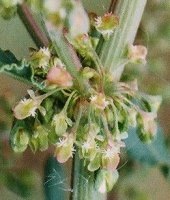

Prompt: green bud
[88,153,101,172]
[105,108,114,128]
[142,94,162,113]
[31,125,49,152]
[81,138,97,160]
[128,108,137,127]
[95,169,119,193]
[52,112,72,136]
[10,120,30,153]
[55,133,74,163]
[81,67,95,79]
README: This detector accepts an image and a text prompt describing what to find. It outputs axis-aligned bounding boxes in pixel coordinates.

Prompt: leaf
[4,170,34,198]
[0,48,45,89]
[125,127,170,166]
[44,156,65,200]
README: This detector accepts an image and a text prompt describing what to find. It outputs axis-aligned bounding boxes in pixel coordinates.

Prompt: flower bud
[81,67,96,79]
[52,112,72,136]
[88,153,101,172]
[81,138,97,160]
[128,108,137,127]
[47,66,73,87]
[95,169,119,193]
[128,45,147,64]
[30,125,49,152]
[10,121,30,153]
[142,94,162,113]
[55,133,74,163]
[105,108,114,128]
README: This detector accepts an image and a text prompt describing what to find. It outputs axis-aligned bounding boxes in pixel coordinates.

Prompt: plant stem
[108,0,118,12]
[17,3,49,47]
[97,0,147,79]
[48,31,90,96]
[71,152,106,200]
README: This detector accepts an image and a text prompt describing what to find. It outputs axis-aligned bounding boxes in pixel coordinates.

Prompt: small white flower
[13,90,48,120]
[94,13,119,38]
[90,93,109,110]
[55,133,75,163]
[30,47,51,69]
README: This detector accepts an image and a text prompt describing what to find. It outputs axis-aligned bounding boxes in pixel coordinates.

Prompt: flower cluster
[9,2,161,194]
[12,43,161,193]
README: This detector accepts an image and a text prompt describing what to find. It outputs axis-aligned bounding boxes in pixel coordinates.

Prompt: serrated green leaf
[0,48,45,89]
[125,127,170,166]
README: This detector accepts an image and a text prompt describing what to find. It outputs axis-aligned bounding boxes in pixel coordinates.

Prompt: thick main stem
[97,0,147,80]
[17,3,49,47]
[71,152,106,200]
[71,1,147,199]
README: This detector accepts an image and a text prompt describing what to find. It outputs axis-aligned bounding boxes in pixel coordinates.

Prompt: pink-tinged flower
[101,139,125,171]
[95,13,119,38]
[101,146,120,171]
[128,45,147,64]
[55,133,75,163]
[90,93,109,110]
[13,90,47,120]
[47,66,73,87]
[139,111,157,138]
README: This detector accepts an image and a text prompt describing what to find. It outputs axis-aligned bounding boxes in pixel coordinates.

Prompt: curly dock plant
[0,0,163,199]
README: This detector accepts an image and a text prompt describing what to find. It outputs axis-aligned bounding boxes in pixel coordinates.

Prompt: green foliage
[125,127,170,166]
[3,170,35,198]
[0,48,45,89]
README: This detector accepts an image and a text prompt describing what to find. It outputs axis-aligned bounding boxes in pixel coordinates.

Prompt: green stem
[97,0,147,79]
[48,31,90,95]
[71,152,106,200]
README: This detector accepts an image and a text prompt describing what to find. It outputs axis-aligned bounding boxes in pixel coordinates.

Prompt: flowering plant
[0,0,166,199]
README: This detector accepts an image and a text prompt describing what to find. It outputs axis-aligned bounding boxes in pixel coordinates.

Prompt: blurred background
[0,0,170,199]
